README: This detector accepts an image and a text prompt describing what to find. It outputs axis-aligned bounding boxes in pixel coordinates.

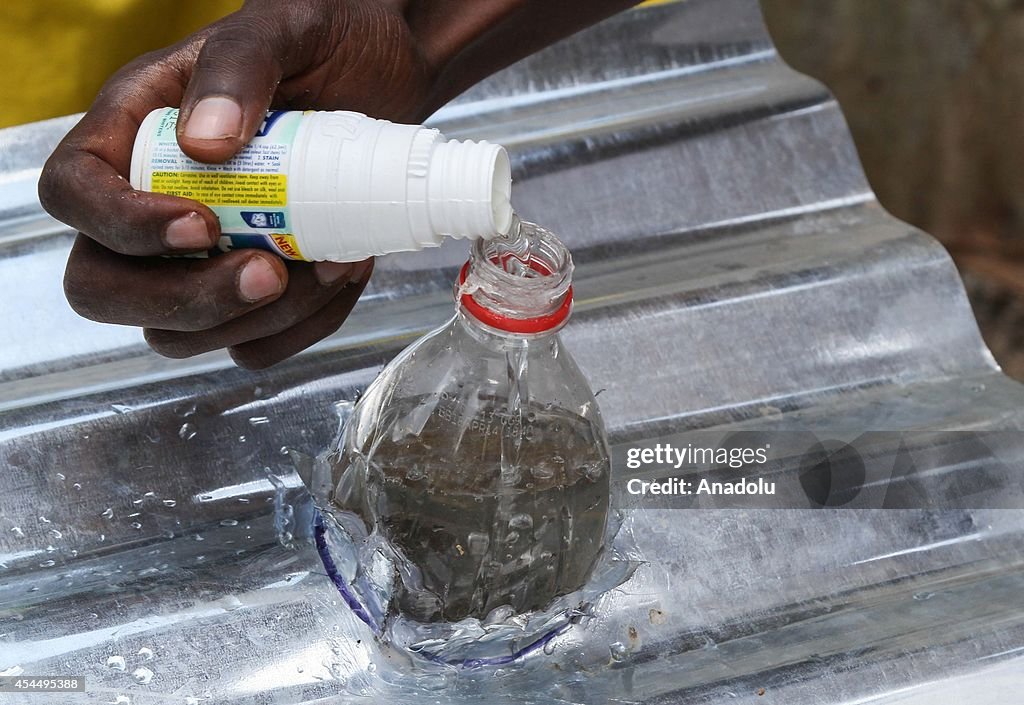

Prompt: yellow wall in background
[0,0,241,128]
[0,1,683,129]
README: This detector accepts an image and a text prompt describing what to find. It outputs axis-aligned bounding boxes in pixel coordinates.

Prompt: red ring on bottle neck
[457,259,573,334]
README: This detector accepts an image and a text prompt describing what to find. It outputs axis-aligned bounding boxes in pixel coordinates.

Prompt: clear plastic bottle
[328,220,610,623]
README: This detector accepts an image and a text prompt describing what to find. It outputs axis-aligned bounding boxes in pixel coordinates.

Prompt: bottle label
[143,108,307,260]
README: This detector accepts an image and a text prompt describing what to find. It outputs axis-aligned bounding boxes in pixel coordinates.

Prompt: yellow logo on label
[272,234,304,260]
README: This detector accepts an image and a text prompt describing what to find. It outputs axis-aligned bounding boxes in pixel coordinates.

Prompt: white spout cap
[427,139,513,239]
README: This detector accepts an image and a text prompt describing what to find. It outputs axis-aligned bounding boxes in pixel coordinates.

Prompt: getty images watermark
[614,430,1024,509]
[625,442,774,497]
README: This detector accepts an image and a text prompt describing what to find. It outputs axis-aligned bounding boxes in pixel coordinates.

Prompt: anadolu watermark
[614,430,1024,509]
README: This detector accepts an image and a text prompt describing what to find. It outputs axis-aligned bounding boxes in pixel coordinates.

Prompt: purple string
[313,512,381,634]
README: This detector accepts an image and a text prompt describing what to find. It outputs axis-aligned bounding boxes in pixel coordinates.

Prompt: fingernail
[314,261,355,286]
[164,212,210,250]
[184,96,242,140]
[350,259,373,283]
[239,257,283,302]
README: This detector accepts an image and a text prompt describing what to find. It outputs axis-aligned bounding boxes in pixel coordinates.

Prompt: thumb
[176,22,284,163]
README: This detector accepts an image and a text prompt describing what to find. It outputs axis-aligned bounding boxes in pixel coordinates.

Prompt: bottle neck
[455,219,574,337]
[454,310,560,352]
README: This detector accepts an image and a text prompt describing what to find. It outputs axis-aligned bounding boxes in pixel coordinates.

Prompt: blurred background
[1,0,1020,379]
[763,0,1024,382]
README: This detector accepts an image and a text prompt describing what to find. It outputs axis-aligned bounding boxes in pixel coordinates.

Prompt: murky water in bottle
[322,218,612,645]
[335,397,609,622]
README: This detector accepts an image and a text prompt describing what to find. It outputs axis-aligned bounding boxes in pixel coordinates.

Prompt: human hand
[39,0,435,368]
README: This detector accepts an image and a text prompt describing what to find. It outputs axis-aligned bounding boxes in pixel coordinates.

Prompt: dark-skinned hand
[38,0,641,368]
[38,0,435,368]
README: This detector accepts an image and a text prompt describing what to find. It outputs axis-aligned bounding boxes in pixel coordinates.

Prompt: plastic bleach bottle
[130,108,513,262]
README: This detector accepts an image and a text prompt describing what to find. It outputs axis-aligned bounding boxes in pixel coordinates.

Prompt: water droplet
[328,661,347,681]
[540,551,554,568]
[111,403,133,414]
[248,416,270,426]
[56,473,66,481]
[89,612,98,619]
[132,667,153,684]
[467,532,490,556]
[504,531,520,544]
[10,527,24,538]
[509,513,534,530]
[530,463,555,480]
[39,559,55,568]
[73,483,82,490]
[49,529,62,539]
[131,522,142,530]
[137,647,154,660]
[581,462,604,481]
[237,498,250,504]
[38,516,51,524]
[913,591,935,601]
[543,640,556,655]
[609,642,628,661]
[162,499,177,507]
[106,655,126,671]
[178,423,197,441]
[102,508,114,519]
[483,605,516,626]
[220,519,238,527]
[237,435,247,443]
